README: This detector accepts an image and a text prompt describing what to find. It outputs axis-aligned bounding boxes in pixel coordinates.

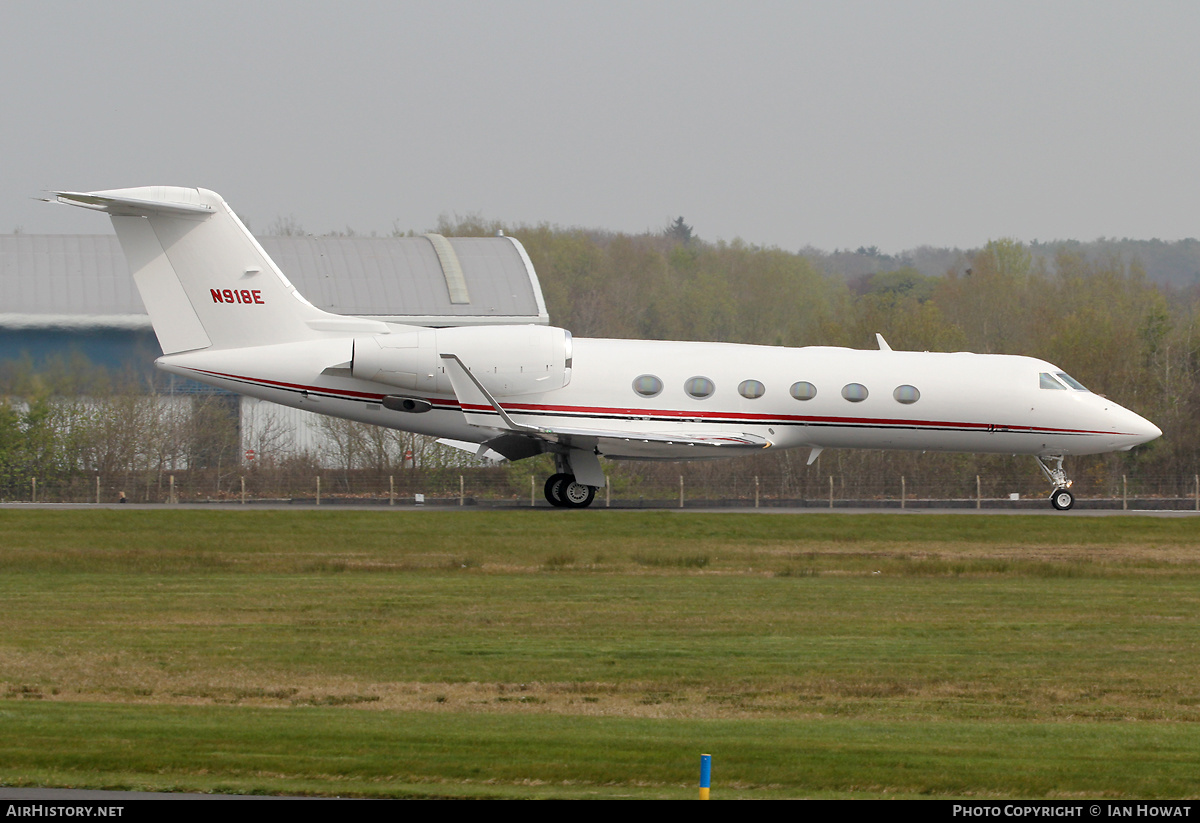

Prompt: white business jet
[53,187,1161,510]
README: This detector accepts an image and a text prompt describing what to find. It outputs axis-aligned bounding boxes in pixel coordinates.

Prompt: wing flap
[579,429,770,460]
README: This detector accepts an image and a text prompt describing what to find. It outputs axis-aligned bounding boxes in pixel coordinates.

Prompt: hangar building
[0,232,548,462]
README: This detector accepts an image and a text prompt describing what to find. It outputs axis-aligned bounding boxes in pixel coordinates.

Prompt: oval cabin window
[684,376,715,399]
[841,383,868,402]
[738,380,765,399]
[790,381,817,401]
[632,374,663,398]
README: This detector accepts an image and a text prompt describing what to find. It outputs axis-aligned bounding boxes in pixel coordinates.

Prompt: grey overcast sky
[4,0,1199,252]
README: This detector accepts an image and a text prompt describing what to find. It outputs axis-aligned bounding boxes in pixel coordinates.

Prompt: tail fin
[55,187,337,353]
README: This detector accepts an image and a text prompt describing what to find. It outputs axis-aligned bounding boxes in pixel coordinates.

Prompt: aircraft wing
[493,423,770,460]
[441,428,769,462]
[439,353,771,464]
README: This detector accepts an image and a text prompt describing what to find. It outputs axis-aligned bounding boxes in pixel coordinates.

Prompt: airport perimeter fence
[7,466,1200,510]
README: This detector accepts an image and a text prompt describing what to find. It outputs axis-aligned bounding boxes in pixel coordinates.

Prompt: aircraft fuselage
[53,185,1162,509]
[158,335,1160,461]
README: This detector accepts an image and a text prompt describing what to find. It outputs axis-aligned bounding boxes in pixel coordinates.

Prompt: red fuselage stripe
[186,368,1127,437]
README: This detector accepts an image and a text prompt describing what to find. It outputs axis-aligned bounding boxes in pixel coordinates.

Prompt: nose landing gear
[1036,455,1075,511]
[1050,488,1075,510]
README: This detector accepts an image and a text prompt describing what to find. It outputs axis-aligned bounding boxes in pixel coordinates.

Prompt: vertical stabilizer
[55,187,334,353]
[111,213,211,353]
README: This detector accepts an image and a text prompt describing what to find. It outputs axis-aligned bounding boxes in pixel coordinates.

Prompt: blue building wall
[0,328,160,375]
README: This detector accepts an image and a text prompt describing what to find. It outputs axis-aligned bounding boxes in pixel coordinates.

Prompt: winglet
[806,446,824,466]
[876,333,892,351]
[440,353,537,433]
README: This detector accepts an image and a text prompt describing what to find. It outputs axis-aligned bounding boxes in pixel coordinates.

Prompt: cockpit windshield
[1040,372,1088,391]
[1056,372,1088,391]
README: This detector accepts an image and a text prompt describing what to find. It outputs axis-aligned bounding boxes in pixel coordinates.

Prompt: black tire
[544,473,571,507]
[1050,489,1075,511]
[560,479,597,509]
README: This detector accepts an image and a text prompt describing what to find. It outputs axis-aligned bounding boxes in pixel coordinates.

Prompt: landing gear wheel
[544,474,597,508]
[1036,455,1076,512]
[560,479,596,509]
[544,473,571,507]
[1050,489,1075,511]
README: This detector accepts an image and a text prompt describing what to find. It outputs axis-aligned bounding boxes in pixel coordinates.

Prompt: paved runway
[0,786,304,801]
[5,502,1199,516]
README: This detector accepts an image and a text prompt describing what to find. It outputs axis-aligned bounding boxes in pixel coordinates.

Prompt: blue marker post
[699,753,711,800]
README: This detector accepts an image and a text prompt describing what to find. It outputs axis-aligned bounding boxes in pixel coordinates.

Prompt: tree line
[0,220,1196,501]
[451,219,1197,495]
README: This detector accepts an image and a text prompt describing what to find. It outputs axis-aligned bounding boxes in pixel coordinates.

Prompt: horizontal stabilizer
[55,188,215,217]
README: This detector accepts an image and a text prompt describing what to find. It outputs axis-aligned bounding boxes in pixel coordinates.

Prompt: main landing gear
[543,451,601,508]
[1035,454,1075,511]
[544,473,597,508]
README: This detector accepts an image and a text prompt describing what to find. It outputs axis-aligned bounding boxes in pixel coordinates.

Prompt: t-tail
[54,187,342,353]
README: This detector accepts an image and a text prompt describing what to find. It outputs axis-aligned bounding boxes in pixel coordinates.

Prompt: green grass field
[1,509,1198,798]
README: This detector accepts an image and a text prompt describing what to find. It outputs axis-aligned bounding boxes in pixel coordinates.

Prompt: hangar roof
[0,233,548,330]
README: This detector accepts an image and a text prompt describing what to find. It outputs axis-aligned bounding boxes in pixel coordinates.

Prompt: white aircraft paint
[54,186,1161,509]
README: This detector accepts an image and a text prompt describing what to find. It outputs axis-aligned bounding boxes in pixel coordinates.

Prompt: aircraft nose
[1121,409,1161,447]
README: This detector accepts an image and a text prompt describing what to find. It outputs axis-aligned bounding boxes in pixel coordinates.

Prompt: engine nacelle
[351,325,573,397]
